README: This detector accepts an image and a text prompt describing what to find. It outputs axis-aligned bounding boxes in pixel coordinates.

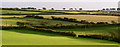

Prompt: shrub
[89,22,95,24]
[96,22,108,24]
[109,31,120,43]
[79,20,89,24]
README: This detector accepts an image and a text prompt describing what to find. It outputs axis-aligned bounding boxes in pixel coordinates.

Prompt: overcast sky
[1,0,120,2]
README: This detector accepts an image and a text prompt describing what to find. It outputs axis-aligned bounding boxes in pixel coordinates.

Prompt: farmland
[1,18,82,26]
[1,10,40,14]
[1,15,119,24]
[1,29,118,45]
[38,15,119,23]
[1,9,120,45]
[52,25,119,35]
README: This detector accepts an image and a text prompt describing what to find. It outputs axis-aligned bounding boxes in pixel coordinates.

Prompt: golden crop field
[1,15,119,24]
[0,15,26,18]
[38,15,119,23]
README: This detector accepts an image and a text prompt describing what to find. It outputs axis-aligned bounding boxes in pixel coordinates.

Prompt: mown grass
[1,29,118,45]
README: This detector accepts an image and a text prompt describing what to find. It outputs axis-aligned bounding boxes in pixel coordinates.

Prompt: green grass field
[1,29,118,45]
[1,10,40,14]
[52,25,119,35]
[0,15,25,18]
[1,9,120,15]
[1,18,82,26]
[1,9,119,45]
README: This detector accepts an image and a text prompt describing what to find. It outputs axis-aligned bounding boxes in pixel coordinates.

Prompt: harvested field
[38,15,119,23]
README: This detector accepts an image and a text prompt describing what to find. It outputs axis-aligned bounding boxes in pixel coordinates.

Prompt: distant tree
[69,8,73,11]
[106,8,109,11]
[42,7,46,10]
[63,8,66,10]
[89,22,95,24]
[63,17,69,21]
[96,22,108,24]
[117,8,120,11]
[51,16,56,20]
[111,21,117,24]
[102,8,106,10]
[79,8,82,10]
[74,8,77,11]
[79,20,89,24]
[110,8,116,10]
[51,8,54,10]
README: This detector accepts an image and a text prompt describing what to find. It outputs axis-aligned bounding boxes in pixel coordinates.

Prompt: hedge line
[2,26,120,43]
[78,34,120,43]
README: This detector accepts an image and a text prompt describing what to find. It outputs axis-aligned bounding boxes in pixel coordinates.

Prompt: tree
[110,8,116,10]
[117,8,120,11]
[69,8,73,11]
[79,8,82,10]
[102,8,105,10]
[106,8,109,11]
[111,21,117,24]
[42,7,46,10]
[74,8,77,11]
[63,8,66,10]
[51,8,54,10]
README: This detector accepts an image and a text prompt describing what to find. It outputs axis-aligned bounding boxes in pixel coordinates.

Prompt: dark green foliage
[16,22,33,27]
[51,16,77,23]
[25,15,44,19]
[79,20,89,24]
[96,22,108,24]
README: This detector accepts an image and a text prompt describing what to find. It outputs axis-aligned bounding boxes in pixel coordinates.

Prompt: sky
[1,0,120,2]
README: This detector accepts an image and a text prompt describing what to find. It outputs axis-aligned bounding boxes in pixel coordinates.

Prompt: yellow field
[0,15,25,18]
[1,15,119,24]
[38,15,119,23]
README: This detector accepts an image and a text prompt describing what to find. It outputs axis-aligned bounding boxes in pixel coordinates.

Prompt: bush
[79,20,89,24]
[96,22,108,24]
[89,22,95,24]
[109,31,120,43]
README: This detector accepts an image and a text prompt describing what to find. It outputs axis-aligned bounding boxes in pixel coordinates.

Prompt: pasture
[1,10,40,14]
[0,15,25,18]
[52,25,119,35]
[1,18,82,26]
[1,9,120,45]
[1,29,118,45]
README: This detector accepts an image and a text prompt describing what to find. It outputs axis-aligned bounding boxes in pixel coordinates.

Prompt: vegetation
[1,8,120,45]
[1,29,118,45]
[1,10,41,14]
[1,17,82,26]
[1,9,120,16]
[37,15,119,24]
